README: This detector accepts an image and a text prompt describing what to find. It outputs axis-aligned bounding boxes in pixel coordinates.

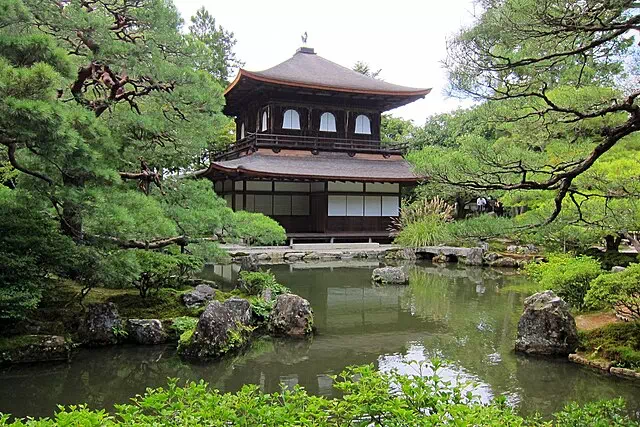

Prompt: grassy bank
[578,321,640,371]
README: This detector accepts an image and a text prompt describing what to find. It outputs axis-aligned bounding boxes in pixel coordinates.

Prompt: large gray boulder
[77,303,123,346]
[269,294,314,337]
[223,297,252,325]
[371,266,409,285]
[126,319,168,345]
[182,285,216,309]
[178,301,250,361]
[515,291,579,356]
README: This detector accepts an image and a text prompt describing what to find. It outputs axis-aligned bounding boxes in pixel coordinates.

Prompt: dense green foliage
[579,321,640,370]
[393,197,453,247]
[394,216,451,248]
[403,0,639,251]
[393,196,519,247]
[0,362,636,426]
[0,188,76,319]
[0,0,286,319]
[586,264,640,319]
[525,255,603,310]
[238,270,290,322]
[238,270,289,297]
[226,211,287,246]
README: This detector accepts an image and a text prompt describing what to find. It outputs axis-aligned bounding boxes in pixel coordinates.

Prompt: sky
[175,0,479,124]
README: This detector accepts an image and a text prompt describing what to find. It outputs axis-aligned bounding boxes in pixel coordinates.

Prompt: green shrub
[238,270,289,296]
[171,316,199,336]
[579,321,640,369]
[177,327,195,351]
[249,298,274,322]
[586,264,640,320]
[525,254,602,310]
[394,214,451,247]
[227,211,286,246]
[447,215,516,243]
[0,362,636,426]
[582,249,639,271]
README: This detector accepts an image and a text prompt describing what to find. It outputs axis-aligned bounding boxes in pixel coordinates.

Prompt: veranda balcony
[213,133,408,161]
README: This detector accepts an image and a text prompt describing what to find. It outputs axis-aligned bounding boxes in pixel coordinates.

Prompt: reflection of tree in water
[401,266,531,404]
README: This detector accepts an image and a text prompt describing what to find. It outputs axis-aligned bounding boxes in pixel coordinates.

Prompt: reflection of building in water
[316,374,334,396]
[279,374,299,390]
[288,261,381,270]
[210,264,241,283]
[326,287,404,330]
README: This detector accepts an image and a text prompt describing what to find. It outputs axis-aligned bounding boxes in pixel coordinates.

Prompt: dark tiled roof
[225,48,430,97]
[207,150,420,182]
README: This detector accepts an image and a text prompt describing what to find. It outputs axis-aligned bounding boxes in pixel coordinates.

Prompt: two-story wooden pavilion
[205,47,430,242]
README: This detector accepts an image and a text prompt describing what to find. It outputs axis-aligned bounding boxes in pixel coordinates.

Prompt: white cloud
[175,0,478,123]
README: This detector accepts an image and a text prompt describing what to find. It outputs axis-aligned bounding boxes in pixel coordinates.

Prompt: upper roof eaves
[224,48,431,97]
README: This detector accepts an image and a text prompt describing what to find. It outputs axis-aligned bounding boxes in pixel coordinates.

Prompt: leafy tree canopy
[409,0,639,233]
[0,0,281,316]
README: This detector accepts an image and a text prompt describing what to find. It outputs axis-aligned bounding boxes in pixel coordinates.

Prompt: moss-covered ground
[578,321,640,371]
[0,280,251,344]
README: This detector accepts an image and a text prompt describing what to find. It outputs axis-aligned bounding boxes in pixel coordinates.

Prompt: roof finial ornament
[301,31,308,45]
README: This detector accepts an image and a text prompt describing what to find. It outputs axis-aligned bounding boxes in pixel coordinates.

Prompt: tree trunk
[622,232,640,254]
[604,234,622,252]
[454,196,465,219]
[61,175,85,242]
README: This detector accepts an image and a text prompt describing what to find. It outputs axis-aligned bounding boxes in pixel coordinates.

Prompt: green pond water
[1,261,639,419]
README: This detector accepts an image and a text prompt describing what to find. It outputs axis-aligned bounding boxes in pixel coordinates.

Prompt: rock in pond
[432,254,448,263]
[515,290,579,356]
[0,335,72,365]
[126,319,168,345]
[178,301,251,361]
[269,294,314,338]
[223,297,252,325]
[462,247,484,266]
[182,284,216,309]
[239,254,259,272]
[371,266,409,285]
[489,256,518,268]
[77,303,123,346]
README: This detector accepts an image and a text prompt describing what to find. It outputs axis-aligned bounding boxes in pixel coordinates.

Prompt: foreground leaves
[0,363,637,426]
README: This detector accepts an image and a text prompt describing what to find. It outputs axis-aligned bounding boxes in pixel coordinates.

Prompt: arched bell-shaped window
[261,111,268,132]
[319,112,337,132]
[354,114,371,135]
[240,122,245,139]
[282,109,301,130]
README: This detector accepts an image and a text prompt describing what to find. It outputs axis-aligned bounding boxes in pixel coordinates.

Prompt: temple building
[205,47,430,242]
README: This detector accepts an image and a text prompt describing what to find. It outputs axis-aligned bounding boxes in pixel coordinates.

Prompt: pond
[1,261,639,419]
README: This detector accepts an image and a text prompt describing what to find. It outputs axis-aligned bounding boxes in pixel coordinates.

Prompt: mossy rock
[268,294,314,338]
[0,335,73,365]
[178,301,252,361]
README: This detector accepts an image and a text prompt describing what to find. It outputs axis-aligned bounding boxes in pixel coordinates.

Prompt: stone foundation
[225,245,533,269]
[569,353,640,380]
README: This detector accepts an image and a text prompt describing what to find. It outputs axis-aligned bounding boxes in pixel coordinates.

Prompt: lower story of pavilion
[206,149,420,242]
[214,179,414,240]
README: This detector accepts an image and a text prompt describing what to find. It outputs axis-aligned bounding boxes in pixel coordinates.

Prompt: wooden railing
[213,133,408,161]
